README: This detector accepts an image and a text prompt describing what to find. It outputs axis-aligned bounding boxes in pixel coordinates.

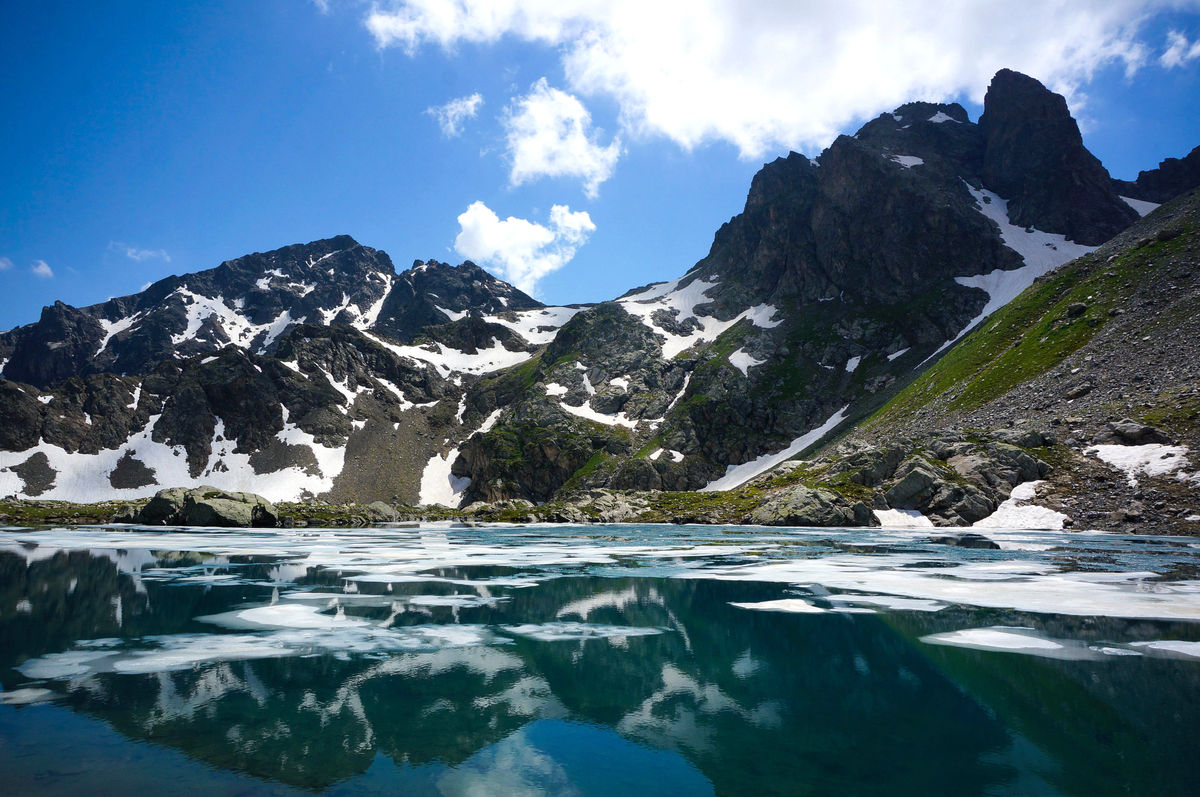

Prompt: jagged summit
[979,69,1136,244]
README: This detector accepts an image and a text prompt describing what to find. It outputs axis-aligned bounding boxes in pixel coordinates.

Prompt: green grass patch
[869,232,1192,426]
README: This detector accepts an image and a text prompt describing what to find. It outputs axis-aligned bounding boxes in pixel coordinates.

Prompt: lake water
[2,522,1199,795]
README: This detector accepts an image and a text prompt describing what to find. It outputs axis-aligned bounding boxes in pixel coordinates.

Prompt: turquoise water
[1,523,1199,795]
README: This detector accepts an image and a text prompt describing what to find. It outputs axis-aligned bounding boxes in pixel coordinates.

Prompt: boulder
[1093,420,1173,446]
[884,456,940,507]
[129,486,279,528]
[748,485,877,527]
[363,501,400,523]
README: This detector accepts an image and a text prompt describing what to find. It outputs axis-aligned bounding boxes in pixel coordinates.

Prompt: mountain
[2,68,1197,523]
[447,70,1162,504]
[849,185,1200,532]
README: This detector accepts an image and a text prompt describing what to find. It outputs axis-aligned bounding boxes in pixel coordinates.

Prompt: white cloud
[363,0,1198,157]
[31,260,53,279]
[426,92,483,137]
[504,78,620,197]
[454,200,595,294]
[0,256,12,271]
[110,242,171,263]
[1161,29,1200,67]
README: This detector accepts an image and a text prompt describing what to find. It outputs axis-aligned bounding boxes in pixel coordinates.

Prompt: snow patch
[1085,444,1193,487]
[619,276,781,359]
[973,480,1069,530]
[927,111,959,123]
[924,185,1095,362]
[874,508,934,528]
[419,409,502,507]
[96,312,144,355]
[887,154,924,168]
[729,348,766,376]
[364,332,534,377]
[844,355,861,373]
[702,405,850,491]
[482,306,580,346]
[436,305,469,322]
[0,407,347,503]
[1120,196,1160,217]
[558,399,639,429]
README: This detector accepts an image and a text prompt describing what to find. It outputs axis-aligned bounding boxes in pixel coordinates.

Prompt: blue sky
[2,1,1199,331]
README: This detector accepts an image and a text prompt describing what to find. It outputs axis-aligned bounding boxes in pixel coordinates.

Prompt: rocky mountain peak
[979,69,1136,244]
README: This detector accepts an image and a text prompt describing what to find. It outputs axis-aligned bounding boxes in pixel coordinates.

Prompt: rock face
[1114,144,1200,204]
[124,486,279,527]
[2,68,1195,510]
[979,69,1137,244]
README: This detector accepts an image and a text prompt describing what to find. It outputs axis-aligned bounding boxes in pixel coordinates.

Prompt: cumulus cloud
[31,260,53,279]
[454,201,595,294]
[0,256,12,271]
[364,0,1194,157]
[426,92,483,136]
[1161,29,1200,67]
[109,242,171,263]
[504,78,621,197]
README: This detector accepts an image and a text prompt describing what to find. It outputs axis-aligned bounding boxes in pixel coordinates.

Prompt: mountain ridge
[2,68,1198,531]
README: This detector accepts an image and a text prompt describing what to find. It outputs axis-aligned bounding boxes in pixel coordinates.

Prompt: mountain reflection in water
[2,524,1200,795]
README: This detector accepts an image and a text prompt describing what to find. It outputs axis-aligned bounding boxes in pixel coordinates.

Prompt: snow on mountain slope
[924,184,1095,362]
[618,276,781,358]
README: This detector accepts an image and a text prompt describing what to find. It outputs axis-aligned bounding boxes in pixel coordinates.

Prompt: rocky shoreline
[4,419,1195,535]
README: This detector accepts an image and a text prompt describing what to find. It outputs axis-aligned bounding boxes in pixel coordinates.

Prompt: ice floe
[501,622,664,641]
[0,687,58,705]
[920,627,1110,660]
[16,624,506,678]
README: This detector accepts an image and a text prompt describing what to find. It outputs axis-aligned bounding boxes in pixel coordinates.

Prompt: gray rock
[364,501,399,522]
[1092,419,1173,445]
[134,486,278,528]
[884,456,939,507]
[748,485,878,527]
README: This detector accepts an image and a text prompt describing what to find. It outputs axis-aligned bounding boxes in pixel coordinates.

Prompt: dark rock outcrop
[979,69,1137,244]
[124,486,279,527]
[1113,144,1200,204]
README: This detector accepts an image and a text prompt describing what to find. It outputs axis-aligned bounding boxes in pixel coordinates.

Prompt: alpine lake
[2,521,1199,796]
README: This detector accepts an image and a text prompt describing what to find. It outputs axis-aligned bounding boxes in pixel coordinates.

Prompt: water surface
[2,522,1199,795]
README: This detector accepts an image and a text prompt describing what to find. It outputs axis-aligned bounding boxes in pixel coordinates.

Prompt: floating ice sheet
[16,624,505,678]
[501,622,665,641]
[920,627,1110,660]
